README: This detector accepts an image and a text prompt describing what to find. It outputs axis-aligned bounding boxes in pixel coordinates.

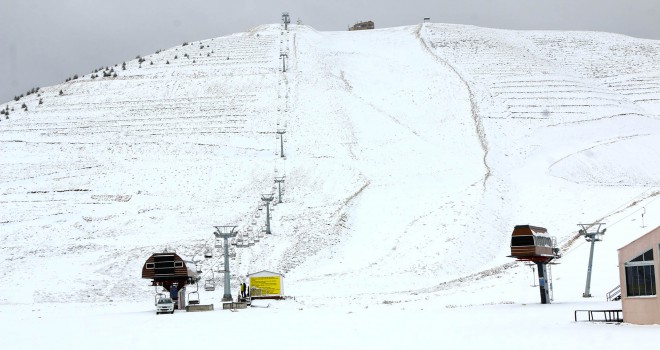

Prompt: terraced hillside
[0,23,659,305]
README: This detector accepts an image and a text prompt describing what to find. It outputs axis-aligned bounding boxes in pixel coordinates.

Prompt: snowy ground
[1,298,657,349]
[1,22,660,348]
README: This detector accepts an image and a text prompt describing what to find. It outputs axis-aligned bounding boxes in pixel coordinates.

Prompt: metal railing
[606,285,621,301]
[574,309,622,322]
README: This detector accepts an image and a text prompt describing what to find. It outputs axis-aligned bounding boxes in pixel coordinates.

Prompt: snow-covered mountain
[1,22,659,311]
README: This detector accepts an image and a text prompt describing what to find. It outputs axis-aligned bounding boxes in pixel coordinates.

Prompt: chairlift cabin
[509,225,559,262]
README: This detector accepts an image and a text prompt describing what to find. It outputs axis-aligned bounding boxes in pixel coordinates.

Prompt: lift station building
[617,225,660,325]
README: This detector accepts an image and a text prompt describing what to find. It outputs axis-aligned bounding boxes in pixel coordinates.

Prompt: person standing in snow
[240,282,246,299]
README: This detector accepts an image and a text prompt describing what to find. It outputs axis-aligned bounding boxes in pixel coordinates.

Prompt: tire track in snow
[414,24,491,189]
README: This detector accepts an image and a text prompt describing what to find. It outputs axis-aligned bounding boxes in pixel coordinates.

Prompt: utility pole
[213,225,238,301]
[282,12,290,30]
[280,53,288,72]
[261,194,274,234]
[277,129,286,157]
[274,177,285,203]
[578,223,606,298]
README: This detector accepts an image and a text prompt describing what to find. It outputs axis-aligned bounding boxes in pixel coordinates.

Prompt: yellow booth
[247,270,285,299]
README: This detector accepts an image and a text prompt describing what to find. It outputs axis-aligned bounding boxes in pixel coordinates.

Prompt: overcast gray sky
[2,0,659,104]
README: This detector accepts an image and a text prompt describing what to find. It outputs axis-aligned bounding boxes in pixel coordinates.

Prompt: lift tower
[578,223,606,298]
[277,129,286,157]
[214,225,238,301]
[508,225,561,304]
[274,177,285,203]
[282,12,290,30]
[261,194,274,234]
[280,53,288,73]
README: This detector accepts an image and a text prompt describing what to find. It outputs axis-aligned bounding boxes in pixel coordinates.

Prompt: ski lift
[230,237,237,246]
[255,212,261,218]
[188,291,200,305]
[251,219,257,225]
[246,226,253,232]
[204,279,216,291]
[188,283,200,305]
[215,238,222,249]
[204,248,213,259]
[154,286,167,306]
[248,238,255,246]
[204,271,216,291]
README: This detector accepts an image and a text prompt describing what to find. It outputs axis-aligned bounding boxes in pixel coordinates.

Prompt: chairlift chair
[188,291,200,305]
[215,238,222,249]
[154,292,167,306]
[204,279,216,291]
[204,249,213,259]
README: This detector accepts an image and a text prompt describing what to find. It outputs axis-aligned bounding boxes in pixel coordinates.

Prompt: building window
[511,236,534,246]
[174,261,183,268]
[625,249,656,297]
[146,263,155,269]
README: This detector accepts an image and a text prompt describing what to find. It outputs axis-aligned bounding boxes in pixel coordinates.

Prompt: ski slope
[1,22,660,348]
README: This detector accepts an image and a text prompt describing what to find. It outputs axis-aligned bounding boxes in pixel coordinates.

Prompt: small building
[509,225,558,260]
[349,21,374,31]
[247,270,285,299]
[617,226,660,325]
[141,252,198,292]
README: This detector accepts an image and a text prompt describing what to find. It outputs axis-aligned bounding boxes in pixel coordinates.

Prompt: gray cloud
[2,0,659,103]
